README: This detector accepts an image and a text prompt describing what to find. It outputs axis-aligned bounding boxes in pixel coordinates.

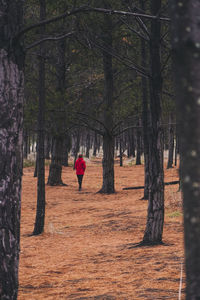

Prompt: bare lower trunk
[119,135,123,167]
[0,48,24,299]
[62,134,71,167]
[99,134,115,193]
[73,130,80,169]
[99,11,115,193]
[136,119,142,165]
[47,136,65,185]
[142,0,164,244]
[143,126,164,243]
[140,2,150,199]
[86,132,90,158]
[170,1,200,298]
[167,115,174,169]
[44,134,51,159]
[33,0,46,235]
[93,132,98,156]
[23,129,28,159]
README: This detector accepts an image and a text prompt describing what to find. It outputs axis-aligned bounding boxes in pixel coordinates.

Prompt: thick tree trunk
[167,114,174,169]
[47,136,65,185]
[170,2,200,298]
[0,2,24,297]
[142,0,164,244]
[100,134,115,193]
[99,12,115,194]
[33,0,46,235]
[48,36,66,177]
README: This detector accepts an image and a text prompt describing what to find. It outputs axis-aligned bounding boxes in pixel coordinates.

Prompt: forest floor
[18,157,185,300]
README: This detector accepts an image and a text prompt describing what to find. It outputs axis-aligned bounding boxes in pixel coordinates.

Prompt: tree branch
[88,7,170,22]
[16,5,88,38]
[76,112,106,133]
[25,32,75,50]
[120,17,149,42]
[17,5,170,39]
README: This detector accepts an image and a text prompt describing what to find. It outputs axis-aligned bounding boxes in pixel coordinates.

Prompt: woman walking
[75,154,86,191]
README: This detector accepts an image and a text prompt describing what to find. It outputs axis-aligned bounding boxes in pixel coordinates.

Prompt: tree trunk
[86,132,90,158]
[140,0,150,200]
[100,134,115,193]
[99,12,115,194]
[44,134,51,160]
[33,0,46,236]
[73,130,80,169]
[142,0,164,244]
[0,2,24,298]
[167,114,174,169]
[170,1,200,298]
[174,124,179,167]
[93,131,98,156]
[128,128,135,157]
[49,35,66,177]
[119,135,123,167]
[47,136,65,185]
[62,133,71,167]
[23,129,28,159]
[136,119,142,165]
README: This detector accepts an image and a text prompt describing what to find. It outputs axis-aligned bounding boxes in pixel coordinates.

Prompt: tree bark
[62,133,71,167]
[174,124,179,167]
[33,0,46,235]
[93,131,98,156]
[119,135,123,167]
[128,127,135,157]
[23,129,28,159]
[0,2,24,298]
[136,119,142,165]
[142,0,164,244]
[47,36,66,183]
[170,1,200,298]
[47,136,65,185]
[86,132,90,158]
[167,114,174,169]
[140,0,150,199]
[73,130,80,169]
[99,12,115,194]
[44,134,51,160]
[100,134,115,193]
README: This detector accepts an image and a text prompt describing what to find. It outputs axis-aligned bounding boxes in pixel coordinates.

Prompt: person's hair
[78,154,83,158]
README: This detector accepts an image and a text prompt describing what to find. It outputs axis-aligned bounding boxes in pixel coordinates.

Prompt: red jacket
[75,157,86,175]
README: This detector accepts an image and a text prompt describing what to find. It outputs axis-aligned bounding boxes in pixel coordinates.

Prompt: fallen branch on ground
[123,180,180,190]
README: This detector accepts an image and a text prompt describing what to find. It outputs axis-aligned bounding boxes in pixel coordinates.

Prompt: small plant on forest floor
[167,211,183,218]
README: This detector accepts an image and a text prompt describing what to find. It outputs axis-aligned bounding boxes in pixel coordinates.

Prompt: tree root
[128,240,165,248]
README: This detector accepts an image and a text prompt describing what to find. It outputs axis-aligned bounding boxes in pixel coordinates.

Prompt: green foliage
[167,211,182,218]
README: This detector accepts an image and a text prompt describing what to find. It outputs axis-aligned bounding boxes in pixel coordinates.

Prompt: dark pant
[77,175,83,189]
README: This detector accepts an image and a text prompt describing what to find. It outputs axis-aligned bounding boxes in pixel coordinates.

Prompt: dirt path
[18,158,185,299]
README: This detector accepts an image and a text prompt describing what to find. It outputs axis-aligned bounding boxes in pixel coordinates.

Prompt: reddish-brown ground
[18,158,185,300]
